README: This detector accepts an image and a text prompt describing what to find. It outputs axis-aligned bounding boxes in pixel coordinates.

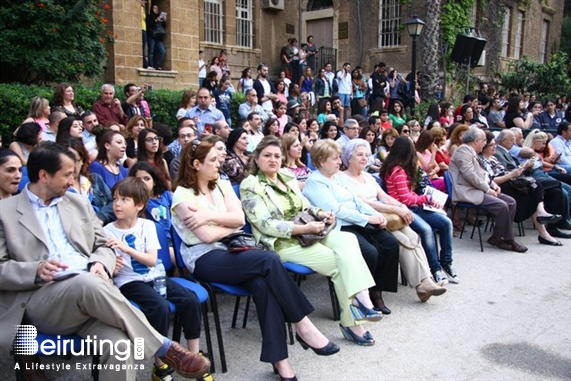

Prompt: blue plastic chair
[171,226,250,373]
[232,184,252,233]
[13,331,100,381]
[444,171,487,252]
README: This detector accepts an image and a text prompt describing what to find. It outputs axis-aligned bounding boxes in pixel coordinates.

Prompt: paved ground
[2,220,570,381]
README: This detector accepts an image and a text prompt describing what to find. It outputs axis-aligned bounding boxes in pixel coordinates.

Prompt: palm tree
[421,0,442,100]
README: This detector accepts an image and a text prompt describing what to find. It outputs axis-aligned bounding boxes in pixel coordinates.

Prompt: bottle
[153,259,167,298]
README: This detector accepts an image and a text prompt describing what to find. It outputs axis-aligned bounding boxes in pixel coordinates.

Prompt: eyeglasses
[144,136,161,142]
[402,129,410,133]
[179,133,195,139]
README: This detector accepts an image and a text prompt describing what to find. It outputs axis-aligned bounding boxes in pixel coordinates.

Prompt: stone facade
[103,0,564,90]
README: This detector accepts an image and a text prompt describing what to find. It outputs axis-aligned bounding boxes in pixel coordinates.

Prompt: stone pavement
[1,221,570,380]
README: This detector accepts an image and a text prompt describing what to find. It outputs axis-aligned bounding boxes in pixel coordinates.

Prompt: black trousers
[120,278,202,340]
[537,177,571,225]
[341,225,399,293]
[193,249,314,363]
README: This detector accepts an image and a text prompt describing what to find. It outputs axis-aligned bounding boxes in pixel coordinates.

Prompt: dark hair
[124,83,137,97]
[58,137,91,180]
[129,161,169,197]
[95,131,125,164]
[558,121,570,136]
[175,139,217,194]
[111,177,150,215]
[0,147,21,166]
[318,99,331,114]
[426,102,440,123]
[27,141,75,183]
[463,94,476,103]
[52,83,74,107]
[506,96,523,114]
[359,125,378,153]
[180,90,196,109]
[461,104,474,123]
[415,130,435,152]
[484,130,496,146]
[379,136,418,190]
[154,123,173,146]
[263,118,280,137]
[15,122,42,146]
[137,129,170,183]
[56,117,79,143]
[368,115,380,126]
[241,67,251,79]
[319,121,340,140]
[390,100,405,118]
[247,112,260,122]
[283,122,299,135]
[527,100,542,112]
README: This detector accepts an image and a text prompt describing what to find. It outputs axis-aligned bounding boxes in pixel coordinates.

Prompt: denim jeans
[148,38,166,69]
[408,208,454,271]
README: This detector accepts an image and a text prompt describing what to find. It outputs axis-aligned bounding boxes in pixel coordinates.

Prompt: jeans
[148,37,166,69]
[408,208,453,271]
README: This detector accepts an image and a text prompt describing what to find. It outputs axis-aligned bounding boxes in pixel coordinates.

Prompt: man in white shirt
[198,50,207,87]
[81,111,99,160]
[336,62,353,120]
[247,112,264,152]
[324,62,336,92]
[549,121,571,170]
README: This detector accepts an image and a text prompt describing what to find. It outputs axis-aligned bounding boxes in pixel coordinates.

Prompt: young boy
[379,109,393,131]
[104,177,208,381]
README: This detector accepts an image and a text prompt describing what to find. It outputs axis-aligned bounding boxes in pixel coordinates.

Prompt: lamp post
[404,15,425,118]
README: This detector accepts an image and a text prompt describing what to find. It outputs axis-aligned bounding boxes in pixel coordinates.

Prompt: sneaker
[442,263,459,284]
[152,363,174,381]
[433,269,449,285]
[146,66,155,70]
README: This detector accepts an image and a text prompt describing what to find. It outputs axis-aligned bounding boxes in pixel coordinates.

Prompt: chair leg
[172,311,182,342]
[287,322,294,345]
[207,286,228,373]
[201,303,216,374]
[231,296,241,329]
[242,296,252,329]
[13,352,25,381]
[327,278,340,321]
[92,354,100,381]
[400,265,408,286]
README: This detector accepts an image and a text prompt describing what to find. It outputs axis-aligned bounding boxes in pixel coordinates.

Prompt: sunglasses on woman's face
[402,129,410,133]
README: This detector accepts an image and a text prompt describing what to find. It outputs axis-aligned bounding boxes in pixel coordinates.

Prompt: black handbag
[219,231,263,253]
[509,176,537,195]
[152,23,166,39]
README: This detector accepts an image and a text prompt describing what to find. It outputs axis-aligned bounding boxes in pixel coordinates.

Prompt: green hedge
[0,83,250,146]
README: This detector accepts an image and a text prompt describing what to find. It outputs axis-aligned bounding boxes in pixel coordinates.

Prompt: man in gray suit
[449,127,528,252]
[0,143,209,381]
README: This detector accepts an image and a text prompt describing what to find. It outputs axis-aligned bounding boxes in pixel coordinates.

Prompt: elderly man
[449,127,527,252]
[238,89,267,122]
[92,84,128,125]
[495,129,571,238]
[336,119,360,148]
[0,143,209,381]
[169,118,198,181]
[184,88,225,136]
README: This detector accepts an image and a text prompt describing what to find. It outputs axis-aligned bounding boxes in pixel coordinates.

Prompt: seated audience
[9,122,42,165]
[0,148,23,200]
[92,84,129,125]
[52,83,84,118]
[222,128,250,185]
[90,130,129,190]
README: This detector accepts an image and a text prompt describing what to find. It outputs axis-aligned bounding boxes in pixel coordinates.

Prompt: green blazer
[240,168,320,251]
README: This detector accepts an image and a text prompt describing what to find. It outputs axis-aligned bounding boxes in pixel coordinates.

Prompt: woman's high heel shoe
[272,364,298,381]
[339,324,375,346]
[295,333,340,356]
[350,297,383,322]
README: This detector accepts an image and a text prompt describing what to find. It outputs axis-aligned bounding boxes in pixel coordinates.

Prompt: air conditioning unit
[262,0,284,11]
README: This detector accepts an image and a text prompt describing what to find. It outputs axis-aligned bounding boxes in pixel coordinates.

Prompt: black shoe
[272,364,298,381]
[537,214,563,225]
[538,236,563,246]
[295,333,340,356]
[547,228,571,239]
[373,305,392,315]
[557,220,571,230]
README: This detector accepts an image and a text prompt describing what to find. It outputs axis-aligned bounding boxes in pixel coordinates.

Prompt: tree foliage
[500,52,571,97]
[0,0,111,85]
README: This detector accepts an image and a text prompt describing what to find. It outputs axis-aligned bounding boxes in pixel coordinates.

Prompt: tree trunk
[421,0,442,100]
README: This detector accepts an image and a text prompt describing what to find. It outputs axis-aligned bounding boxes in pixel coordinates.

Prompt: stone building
[103,0,564,90]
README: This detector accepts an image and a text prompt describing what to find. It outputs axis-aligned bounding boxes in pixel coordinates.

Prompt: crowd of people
[1,59,571,381]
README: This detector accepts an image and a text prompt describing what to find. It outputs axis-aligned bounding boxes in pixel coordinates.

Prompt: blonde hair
[28,96,49,118]
[523,129,548,147]
[310,139,341,169]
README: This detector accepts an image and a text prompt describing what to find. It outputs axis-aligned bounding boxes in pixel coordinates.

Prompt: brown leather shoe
[487,235,512,251]
[416,277,447,302]
[21,355,51,381]
[159,342,211,379]
[506,240,528,253]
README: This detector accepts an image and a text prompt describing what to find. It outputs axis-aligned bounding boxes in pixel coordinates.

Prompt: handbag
[152,23,166,39]
[219,231,263,253]
[357,98,368,108]
[382,212,406,232]
[291,209,336,247]
[509,176,537,195]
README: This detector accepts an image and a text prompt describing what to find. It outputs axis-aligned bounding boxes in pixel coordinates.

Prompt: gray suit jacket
[0,191,115,351]
[494,144,519,171]
[449,144,491,205]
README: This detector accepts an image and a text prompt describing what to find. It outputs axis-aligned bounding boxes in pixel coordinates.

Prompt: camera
[145,85,154,91]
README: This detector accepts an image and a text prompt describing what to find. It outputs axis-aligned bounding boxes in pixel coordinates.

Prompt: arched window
[307,0,333,12]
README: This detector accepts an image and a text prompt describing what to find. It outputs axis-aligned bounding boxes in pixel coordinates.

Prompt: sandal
[452,219,467,232]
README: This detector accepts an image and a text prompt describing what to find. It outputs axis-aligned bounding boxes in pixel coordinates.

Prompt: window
[378,0,401,48]
[501,7,511,57]
[204,0,224,44]
[236,0,253,48]
[514,11,524,59]
[539,20,549,63]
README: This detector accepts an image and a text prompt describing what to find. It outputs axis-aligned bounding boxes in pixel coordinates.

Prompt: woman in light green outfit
[240,136,383,346]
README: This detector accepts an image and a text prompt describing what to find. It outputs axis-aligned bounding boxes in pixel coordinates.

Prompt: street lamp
[404,15,425,117]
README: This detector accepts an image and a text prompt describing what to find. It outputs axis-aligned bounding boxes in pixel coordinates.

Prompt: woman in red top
[430,126,451,177]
